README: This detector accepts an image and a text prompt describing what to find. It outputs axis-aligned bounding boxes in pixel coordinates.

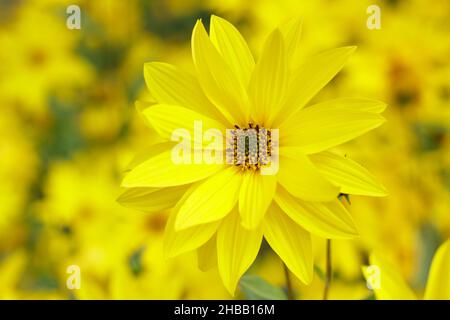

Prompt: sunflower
[119,15,387,295]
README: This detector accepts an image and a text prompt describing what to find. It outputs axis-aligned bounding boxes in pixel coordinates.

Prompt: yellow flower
[0,109,38,238]
[363,239,450,299]
[120,15,387,295]
[0,3,93,120]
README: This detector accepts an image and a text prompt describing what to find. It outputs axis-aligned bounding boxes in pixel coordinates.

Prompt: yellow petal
[143,62,225,121]
[310,151,388,197]
[197,235,218,272]
[124,141,174,171]
[274,185,358,239]
[192,20,249,126]
[277,148,340,202]
[280,18,303,71]
[164,186,220,258]
[280,105,385,153]
[362,253,417,300]
[117,185,188,212]
[175,167,242,230]
[308,98,387,114]
[264,202,313,284]
[249,29,288,125]
[239,171,276,229]
[424,239,450,300]
[273,46,356,127]
[122,148,223,188]
[210,15,254,86]
[135,100,156,129]
[135,99,154,113]
[217,209,263,295]
[142,104,225,141]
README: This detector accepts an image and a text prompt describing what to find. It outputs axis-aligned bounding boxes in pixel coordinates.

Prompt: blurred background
[0,0,448,299]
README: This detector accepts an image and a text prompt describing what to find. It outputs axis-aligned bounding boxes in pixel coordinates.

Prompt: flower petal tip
[298,269,313,285]
[224,283,238,297]
[115,192,126,204]
[119,179,130,188]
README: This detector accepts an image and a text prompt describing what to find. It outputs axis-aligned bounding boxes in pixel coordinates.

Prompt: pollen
[226,123,272,171]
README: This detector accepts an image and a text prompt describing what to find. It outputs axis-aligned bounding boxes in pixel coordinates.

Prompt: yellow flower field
[0,0,448,300]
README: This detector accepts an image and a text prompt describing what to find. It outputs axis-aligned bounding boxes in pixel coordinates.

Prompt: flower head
[120,15,387,295]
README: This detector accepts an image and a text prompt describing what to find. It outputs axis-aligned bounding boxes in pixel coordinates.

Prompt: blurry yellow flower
[0,3,93,120]
[363,239,450,300]
[0,250,27,299]
[0,109,38,242]
[121,15,386,295]
[0,249,63,299]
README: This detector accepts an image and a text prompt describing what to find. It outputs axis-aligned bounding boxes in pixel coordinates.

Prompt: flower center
[227,123,272,171]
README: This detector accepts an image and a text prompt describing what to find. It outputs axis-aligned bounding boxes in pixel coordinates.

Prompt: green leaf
[240,275,288,300]
[128,246,146,276]
[314,264,325,281]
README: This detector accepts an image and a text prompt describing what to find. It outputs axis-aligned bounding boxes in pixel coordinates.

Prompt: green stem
[323,239,332,300]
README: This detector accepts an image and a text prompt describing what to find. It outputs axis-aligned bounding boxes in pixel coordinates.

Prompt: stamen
[229,123,272,171]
